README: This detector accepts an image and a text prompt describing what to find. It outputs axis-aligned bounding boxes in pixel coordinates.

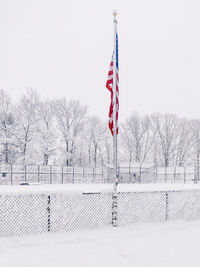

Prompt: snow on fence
[0,165,198,185]
[0,165,112,185]
[1,188,200,238]
[0,192,112,238]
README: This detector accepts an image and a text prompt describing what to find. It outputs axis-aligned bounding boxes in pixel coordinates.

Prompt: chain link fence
[1,189,200,238]
[0,192,112,237]
[0,165,199,185]
[0,165,112,185]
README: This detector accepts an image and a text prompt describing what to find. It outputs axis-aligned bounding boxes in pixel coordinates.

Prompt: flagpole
[112,9,118,227]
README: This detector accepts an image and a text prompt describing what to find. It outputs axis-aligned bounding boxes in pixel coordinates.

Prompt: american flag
[106,33,119,136]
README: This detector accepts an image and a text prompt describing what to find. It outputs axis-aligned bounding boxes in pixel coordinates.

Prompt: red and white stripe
[106,58,119,136]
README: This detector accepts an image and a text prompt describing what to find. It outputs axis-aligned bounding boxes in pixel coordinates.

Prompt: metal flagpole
[112,9,118,227]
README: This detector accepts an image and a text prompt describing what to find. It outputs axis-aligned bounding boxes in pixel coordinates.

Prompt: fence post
[165,166,167,183]
[112,192,118,227]
[145,170,148,183]
[86,167,88,183]
[66,166,68,182]
[184,165,186,184]
[102,165,105,183]
[61,166,64,184]
[139,165,141,184]
[38,165,40,183]
[174,166,176,182]
[165,192,169,221]
[83,166,84,183]
[154,165,157,183]
[10,165,13,185]
[24,165,27,182]
[107,167,110,183]
[50,165,52,184]
[73,166,74,184]
[93,167,95,182]
[155,165,158,183]
[47,195,51,232]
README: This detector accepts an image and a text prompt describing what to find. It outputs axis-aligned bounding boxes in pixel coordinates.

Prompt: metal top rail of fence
[0,165,198,185]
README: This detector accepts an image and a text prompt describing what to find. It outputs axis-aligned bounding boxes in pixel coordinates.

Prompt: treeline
[0,88,199,168]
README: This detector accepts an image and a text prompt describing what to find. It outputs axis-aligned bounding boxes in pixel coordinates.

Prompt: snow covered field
[1,182,200,194]
[1,183,200,237]
[1,220,200,267]
[1,183,200,266]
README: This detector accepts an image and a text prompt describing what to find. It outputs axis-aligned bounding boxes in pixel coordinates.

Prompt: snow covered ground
[1,220,200,267]
[1,183,200,266]
[1,182,200,195]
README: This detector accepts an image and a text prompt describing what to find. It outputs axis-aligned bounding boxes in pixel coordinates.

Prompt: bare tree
[175,118,193,166]
[152,113,179,167]
[121,112,154,164]
[86,116,106,167]
[1,87,199,170]
[54,99,87,166]
[0,89,16,164]
[191,119,200,181]
[104,129,112,165]
[120,123,134,163]
[15,89,39,164]
[84,130,92,166]
[36,100,57,165]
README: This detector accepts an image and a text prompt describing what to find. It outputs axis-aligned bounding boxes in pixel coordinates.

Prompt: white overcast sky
[1,0,200,121]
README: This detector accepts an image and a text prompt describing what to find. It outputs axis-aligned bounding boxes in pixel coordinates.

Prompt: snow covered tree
[120,123,135,163]
[36,100,58,165]
[85,116,106,167]
[104,129,112,165]
[152,113,179,167]
[14,89,39,164]
[121,112,154,164]
[191,119,200,181]
[54,99,87,166]
[0,89,17,164]
[174,118,193,166]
